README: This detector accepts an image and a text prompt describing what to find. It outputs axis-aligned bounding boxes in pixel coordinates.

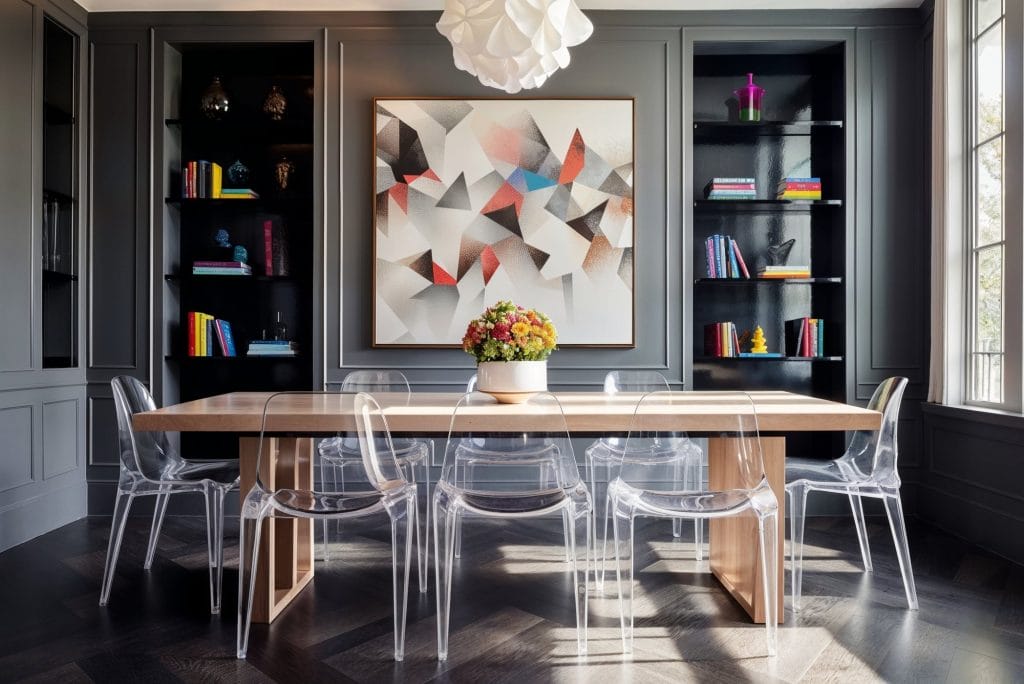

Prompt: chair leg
[757,509,779,657]
[417,444,431,593]
[848,490,873,572]
[611,498,635,654]
[562,507,572,563]
[687,455,704,560]
[672,459,683,539]
[237,506,266,659]
[788,483,808,612]
[453,507,464,560]
[595,459,613,593]
[204,483,227,614]
[389,495,415,662]
[434,499,458,662]
[144,489,170,570]
[99,488,134,606]
[320,459,331,562]
[882,493,919,610]
[569,502,591,657]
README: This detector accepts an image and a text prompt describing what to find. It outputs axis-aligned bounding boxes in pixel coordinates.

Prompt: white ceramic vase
[476,360,548,403]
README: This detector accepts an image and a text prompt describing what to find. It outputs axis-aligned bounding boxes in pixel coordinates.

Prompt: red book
[187,312,196,356]
[802,318,811,357]
[713,183,756,190]
[704,323,720,357]
[193,261,250,268]
[782,181,821,190]
[731,239,750,278]
[263,219,274,276]
[213,318,227,355]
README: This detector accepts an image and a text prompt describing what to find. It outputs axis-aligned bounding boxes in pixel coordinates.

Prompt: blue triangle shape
[522,169,557,191]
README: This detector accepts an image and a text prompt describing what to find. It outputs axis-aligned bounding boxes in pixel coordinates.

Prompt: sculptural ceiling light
[436,0,594,94]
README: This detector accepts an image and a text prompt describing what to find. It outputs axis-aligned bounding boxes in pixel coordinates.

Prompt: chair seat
[270,488,384,516]
[437,481,569,515]
[610,480,757,518]
[173,459,240,485]
[785,457,867,487]
[587,436,702,464]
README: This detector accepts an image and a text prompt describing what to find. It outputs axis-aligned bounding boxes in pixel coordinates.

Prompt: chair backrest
[843,376,908,486]
[619,391,766,493]
[466,373,478,392]
[256,391,409,499]
[439,391,582,497]
[110,375,184,481]
[337,370,412,395]
[603,370,671,394]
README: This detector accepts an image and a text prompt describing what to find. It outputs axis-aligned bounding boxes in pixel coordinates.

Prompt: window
[965,0,1020,409]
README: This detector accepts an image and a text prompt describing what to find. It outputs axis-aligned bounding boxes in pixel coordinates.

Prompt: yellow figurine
[750,325,768,353]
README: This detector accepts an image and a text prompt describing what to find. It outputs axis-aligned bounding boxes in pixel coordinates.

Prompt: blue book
[738,352,784,358]
[216,320,237,356]
[714,235,725,278]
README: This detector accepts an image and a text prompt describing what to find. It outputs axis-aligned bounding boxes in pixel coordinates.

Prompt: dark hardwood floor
[2,513,1023,683]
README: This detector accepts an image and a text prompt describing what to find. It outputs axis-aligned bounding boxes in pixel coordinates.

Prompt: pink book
[706,238,717,278]
[263,219,274,276]
[193,261,249,268]
[731,239,750,278]
[713,183,756,190]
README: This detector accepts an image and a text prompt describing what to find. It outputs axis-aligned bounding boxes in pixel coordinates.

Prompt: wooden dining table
[133,390,880,625]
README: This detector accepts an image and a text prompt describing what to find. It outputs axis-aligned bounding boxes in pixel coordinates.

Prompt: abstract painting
[373,98,634,347]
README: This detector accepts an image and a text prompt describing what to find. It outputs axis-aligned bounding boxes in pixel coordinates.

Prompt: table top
[132,390,881,434]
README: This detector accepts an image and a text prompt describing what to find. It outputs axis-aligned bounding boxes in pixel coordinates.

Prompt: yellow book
[778,191,823,199]
[212,163,223,198]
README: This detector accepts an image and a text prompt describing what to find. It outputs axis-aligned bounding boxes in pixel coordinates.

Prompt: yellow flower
[511,321,531,337]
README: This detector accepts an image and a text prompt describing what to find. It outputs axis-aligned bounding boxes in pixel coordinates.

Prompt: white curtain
[928,0,965,404]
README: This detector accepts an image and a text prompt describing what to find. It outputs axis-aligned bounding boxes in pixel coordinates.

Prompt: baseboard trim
[0,480,88,552]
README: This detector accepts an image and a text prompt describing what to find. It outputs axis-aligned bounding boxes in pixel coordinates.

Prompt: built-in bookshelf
[160,42,315,453]
[690,41,849,457]
[41,17,79,369]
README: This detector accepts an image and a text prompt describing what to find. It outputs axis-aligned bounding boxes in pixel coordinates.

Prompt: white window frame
[963,0,1024,412]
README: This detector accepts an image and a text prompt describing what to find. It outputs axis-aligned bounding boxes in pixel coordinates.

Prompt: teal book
[738,352,783,358]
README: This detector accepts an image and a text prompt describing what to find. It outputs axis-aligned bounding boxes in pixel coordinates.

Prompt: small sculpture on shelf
[227,159,250,186]
[214,228,231,248]
[233,245,249,264]
[200,76,230,120]
[273,156,295,191]
[733,72,764,122]
[750,326,768,354]
[262,85,287,121]
[766,238,796,266]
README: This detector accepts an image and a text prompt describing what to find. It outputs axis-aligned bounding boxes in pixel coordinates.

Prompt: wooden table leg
[239,436,316,624]
[708,435,786,624]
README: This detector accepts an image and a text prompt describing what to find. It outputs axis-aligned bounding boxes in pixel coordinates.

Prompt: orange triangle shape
[388,183,408,213]
[481,181,524,216]
[558,129,585,184]
[432,262,457,286]
[422,168,441,182]
[481,246,499,285]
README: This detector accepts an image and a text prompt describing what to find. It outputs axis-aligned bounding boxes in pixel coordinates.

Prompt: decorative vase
[262,85,287,121]
[200,76,230,119]
[476,360,548,404]
[734,72,764,122]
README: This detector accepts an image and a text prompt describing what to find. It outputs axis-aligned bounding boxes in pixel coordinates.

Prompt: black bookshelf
[691,42,848,459]
[162,42,315,455]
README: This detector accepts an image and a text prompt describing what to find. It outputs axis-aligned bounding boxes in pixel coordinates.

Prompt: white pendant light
[437,0,594,94]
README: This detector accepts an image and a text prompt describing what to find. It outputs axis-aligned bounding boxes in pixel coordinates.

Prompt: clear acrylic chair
[586,371,704,592]
[609,391,778,657]
[102,376,239,613]
[237,391,417,661]
[785,376,917,611]
[433,391,592,661]
[319,370,431,593]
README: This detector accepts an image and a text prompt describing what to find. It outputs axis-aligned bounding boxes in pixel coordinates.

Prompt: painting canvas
[373,98,635,347]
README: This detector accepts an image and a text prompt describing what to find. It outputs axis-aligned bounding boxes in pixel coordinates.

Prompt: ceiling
[83,0,923,13]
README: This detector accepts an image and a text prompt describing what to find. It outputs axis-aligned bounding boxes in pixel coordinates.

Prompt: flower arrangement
[462,300,557,362]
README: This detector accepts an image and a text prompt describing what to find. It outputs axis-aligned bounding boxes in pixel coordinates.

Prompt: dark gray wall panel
[0,406,34,493]
[921,405,1024,564]
[42,398,79,479]
[0,0,37,373]
[325,25,680,388]
[87,394,117,466]
[89,41,140,370]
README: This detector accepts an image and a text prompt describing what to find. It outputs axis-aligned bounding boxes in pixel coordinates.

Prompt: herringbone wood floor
[2,513,1024,682]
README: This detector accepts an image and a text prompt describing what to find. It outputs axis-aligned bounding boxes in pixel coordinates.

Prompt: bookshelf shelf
[43,189,75,205]
[693,120,842,137]
[164,273,296,283]
[165,355,303,362]
[43,269,78,283]
[694,356,843,363]
[694,199,841,209]
[44,102,75,125]
[694,277,842,285]
[165,117,313,145]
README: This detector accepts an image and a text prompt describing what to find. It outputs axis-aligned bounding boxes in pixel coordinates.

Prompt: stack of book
[182,161,223,199]
[247,340,298,357]
[785,317,826,357]
[704,234,750,278]
[219,188,260,200]
[776,177,822,200]
[758,264,811,279]
[187,312,236,356]
[703,322,741,357]
[192,260,252,276]
[704,177,756,200]
[261,218,290,276]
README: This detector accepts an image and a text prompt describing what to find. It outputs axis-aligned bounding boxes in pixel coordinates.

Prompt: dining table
[133,389,881,625]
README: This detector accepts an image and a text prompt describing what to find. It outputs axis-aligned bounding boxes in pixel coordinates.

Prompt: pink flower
[491,323,511,341]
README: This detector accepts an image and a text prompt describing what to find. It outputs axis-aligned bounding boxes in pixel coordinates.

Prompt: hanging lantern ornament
[436,0,594,94]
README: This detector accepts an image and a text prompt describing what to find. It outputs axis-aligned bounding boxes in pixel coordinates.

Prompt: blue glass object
[214,229,231,248]
[233,245,248,264]
[227,159,249,185]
